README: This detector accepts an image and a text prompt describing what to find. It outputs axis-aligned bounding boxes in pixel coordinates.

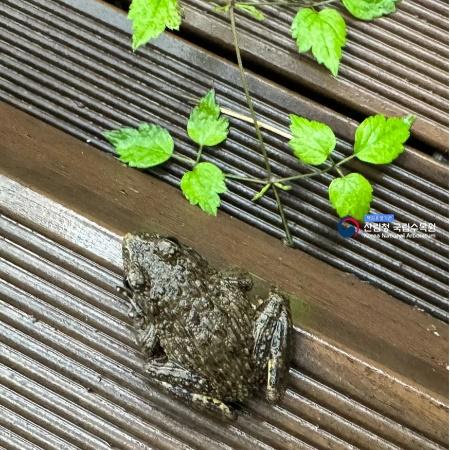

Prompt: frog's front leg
[117,285,160,358]
[253,290,292,403]
[135,320,160,358]
[130,300,160,358]
[144,360,236,420]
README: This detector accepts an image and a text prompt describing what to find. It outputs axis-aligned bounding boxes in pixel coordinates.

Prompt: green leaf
[354,114,414,164]
[128,0,181,51]
[342,0,398,21]
[180,162,227,215]
[187,90,229,147]
[291,8,347,76]
[289,115,336,165]
[236,4,265,21]
[104,124,174,168]
[328,173,373,220]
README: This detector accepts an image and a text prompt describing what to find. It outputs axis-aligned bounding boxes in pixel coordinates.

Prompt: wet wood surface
[1,102,448,447]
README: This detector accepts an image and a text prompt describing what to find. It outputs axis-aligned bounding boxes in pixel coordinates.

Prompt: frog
[119,232,292,420]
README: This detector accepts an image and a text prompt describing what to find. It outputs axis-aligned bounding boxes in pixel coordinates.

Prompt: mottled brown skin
[120,232,292,419]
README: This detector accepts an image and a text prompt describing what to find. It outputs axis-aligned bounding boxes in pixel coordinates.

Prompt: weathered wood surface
[0,0,447,321]
[105,0,449,151]
[0,102,448,448]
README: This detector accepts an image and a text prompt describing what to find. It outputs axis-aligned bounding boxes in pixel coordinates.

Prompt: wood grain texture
[0,101,447,393]
[0,0,447,321]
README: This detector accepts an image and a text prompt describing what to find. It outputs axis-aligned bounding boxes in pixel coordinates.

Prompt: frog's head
[122,232,208,294]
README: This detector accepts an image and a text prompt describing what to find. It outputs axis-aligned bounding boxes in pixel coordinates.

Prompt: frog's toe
[157,381,236,420]
[145,361,237,420]
[192,393,237,420]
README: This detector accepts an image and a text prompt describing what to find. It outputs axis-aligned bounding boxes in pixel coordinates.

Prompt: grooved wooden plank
[0,103,447,449]
[0,0,447,319]
[178,0,449,151]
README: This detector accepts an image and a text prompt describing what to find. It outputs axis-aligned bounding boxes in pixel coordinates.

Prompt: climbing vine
[105,0,412,245]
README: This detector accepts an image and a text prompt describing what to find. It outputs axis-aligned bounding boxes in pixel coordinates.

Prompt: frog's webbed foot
[144,360,236,420]
[253,290,292,403]
[218,268,253,292]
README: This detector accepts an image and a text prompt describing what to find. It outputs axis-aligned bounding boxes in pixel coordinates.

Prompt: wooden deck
[0,0,448,448]
[1,102,448,449]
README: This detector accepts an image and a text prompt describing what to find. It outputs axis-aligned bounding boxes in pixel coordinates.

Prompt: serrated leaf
[236,4,265,21]
[354,114,414,164]
[291,8,346,76]
[342,0,397,20]
[104,124,174,168]
[180,162,227,215]
[329,173,373,220]
[187,90,229,147]
[128,0,181,51]
[289,115,336,165]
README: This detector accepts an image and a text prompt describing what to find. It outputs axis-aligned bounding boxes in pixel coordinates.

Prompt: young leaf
[342,0,397,21]
[289,115,336,165]
[104,124,174,168]
[180,162,227,215]
[329,173,373,221]
[252,183,271,202]
[354,114,414,164]
[187,90,229,147]
[291,8,346,76]
[128,0,181,51]
[236,4,265,21]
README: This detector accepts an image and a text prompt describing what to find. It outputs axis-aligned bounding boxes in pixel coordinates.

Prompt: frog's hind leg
[144,360,236,420]
[253,290,292,403]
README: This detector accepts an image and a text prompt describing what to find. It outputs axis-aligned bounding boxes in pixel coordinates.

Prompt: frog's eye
[157,238,179,256]
[127,267,145,290]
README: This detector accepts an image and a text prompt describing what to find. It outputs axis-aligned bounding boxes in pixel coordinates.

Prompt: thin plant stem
[277,166,329,183]
[171,153,196,165]
[221,107,291,139]
[329,154,346,177]
[276,155,355,183]
[335,166,345,177]
[239,0,336,6]
[229,5,271,175]
[335,154,355,168]
[225,173,268,184]
[195,144,204,164]
[229,2,293,245]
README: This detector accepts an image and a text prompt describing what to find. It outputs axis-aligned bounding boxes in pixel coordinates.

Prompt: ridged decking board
[0,0,447,320]
[180,0,449,152]
[0,102,447,448]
